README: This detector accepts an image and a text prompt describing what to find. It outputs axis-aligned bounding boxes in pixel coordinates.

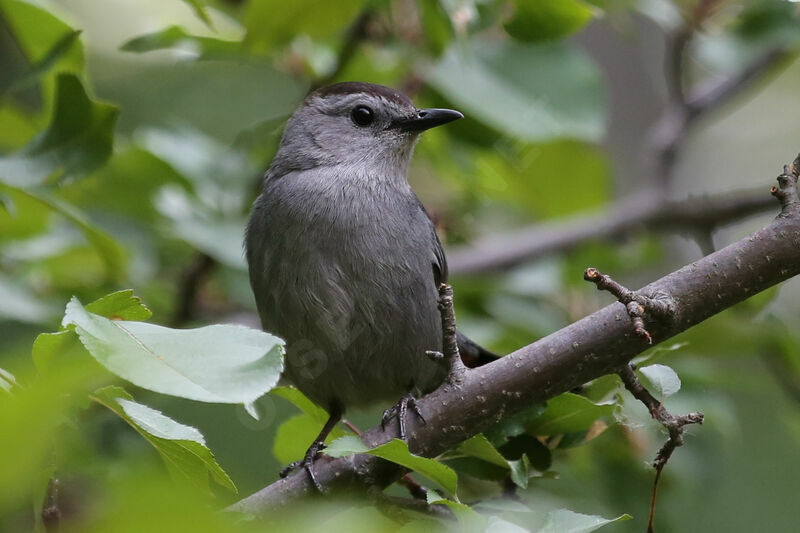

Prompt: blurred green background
[2,0,800,531]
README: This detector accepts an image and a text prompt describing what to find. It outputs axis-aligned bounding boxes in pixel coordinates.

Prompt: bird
[245,82,496,490]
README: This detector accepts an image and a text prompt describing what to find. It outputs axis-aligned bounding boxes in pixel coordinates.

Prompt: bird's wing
[432,227,449,287]
[413,196,499,367]
[411,195,449,286]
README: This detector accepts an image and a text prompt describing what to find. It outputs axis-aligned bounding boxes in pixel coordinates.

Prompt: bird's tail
[456,330,500,368]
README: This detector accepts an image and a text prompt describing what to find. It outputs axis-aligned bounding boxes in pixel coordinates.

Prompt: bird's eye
[351,105,374,127]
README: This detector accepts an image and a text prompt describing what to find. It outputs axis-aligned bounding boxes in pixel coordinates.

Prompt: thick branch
[447,187,773,275]
[229,160,800,514]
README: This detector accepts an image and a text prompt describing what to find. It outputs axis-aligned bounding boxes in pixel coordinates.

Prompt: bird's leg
[279,405,342,493]
[381,392,425,442]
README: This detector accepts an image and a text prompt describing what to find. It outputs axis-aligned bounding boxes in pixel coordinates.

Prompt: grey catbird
[245,82,495,489]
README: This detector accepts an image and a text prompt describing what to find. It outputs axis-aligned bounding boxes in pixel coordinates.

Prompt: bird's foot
[381,393,425,441]
[279,439,327,493]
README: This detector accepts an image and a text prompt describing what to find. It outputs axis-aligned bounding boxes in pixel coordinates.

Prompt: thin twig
[617,364,704,533]
[42,477,60,533]
[584,267,675,344]
[686,48,792,121]
[770,153,800,212]
[434,283,467,384]
[311,9,374,90]
[170,252,215,327]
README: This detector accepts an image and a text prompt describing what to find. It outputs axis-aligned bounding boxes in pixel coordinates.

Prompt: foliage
[1,0,800,532]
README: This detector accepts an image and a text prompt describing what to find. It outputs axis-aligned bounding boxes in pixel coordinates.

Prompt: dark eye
[351,105,374,127]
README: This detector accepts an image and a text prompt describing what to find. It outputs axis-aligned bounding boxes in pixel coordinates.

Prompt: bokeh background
[2,0,800,531]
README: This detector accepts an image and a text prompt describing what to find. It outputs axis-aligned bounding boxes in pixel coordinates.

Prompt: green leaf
[638,364,681,400]
[270,386,331,425]
[508,455,531,489]
[466,140,610,219]
[85,289,152,321]
[505,0,595,43]
[537,509,631,533]
[456,434,509,468]
[0,368,18,393]
[426,39,605,142]
[529,393,614,435]
[323,435,368,456]
[485,403,547,445]
[242,0,365,52]
[445,457,508,481]
[0,0,84,99]
[633,341,688,366]
[487,516,529,533]
[32,330,77,371]
[0,74,118,185]
[426,490,484,526]
[62,297,284,408]
[326,437,458,495]
[0,183,126,278]
[121,26,239,59]
[179,0,214,29]
[695,0,800,75]
[91,386,236,493]
[273,414,346,464]
[6,30,83,93]
[417,0,453,56]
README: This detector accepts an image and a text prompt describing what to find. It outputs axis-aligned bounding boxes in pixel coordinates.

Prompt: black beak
[390,108,463,132]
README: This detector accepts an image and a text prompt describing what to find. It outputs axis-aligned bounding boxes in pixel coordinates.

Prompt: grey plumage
[245,82,490,416]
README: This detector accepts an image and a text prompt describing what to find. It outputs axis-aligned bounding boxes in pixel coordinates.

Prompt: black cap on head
[310,82,414,109]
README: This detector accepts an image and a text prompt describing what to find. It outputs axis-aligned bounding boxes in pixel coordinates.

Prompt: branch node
[772,154,800,213]
[584,268,675,344]
[436,284,467,384]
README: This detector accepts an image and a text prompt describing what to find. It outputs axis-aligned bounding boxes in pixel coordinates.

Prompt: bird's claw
[279,440,327,493]
[381,394,425,441]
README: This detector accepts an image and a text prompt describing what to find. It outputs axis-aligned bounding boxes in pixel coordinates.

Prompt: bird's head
[270,82,463,179]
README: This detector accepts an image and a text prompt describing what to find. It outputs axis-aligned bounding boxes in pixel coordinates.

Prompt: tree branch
[228,156,800,515]
[686,48,793,121]
[447,187,774,275]
[170,252,215,327]
[311,8,374,90]
[446,34,793,277]
[42,477,61,533]
[617,363,704,533]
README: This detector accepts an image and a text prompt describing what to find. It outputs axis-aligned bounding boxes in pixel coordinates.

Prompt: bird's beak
[390,108,464,132]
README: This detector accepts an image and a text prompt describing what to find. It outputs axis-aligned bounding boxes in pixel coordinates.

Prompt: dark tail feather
[456,330,500,368]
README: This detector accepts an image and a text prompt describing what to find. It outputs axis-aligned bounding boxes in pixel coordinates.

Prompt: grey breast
[246,166,445,410]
